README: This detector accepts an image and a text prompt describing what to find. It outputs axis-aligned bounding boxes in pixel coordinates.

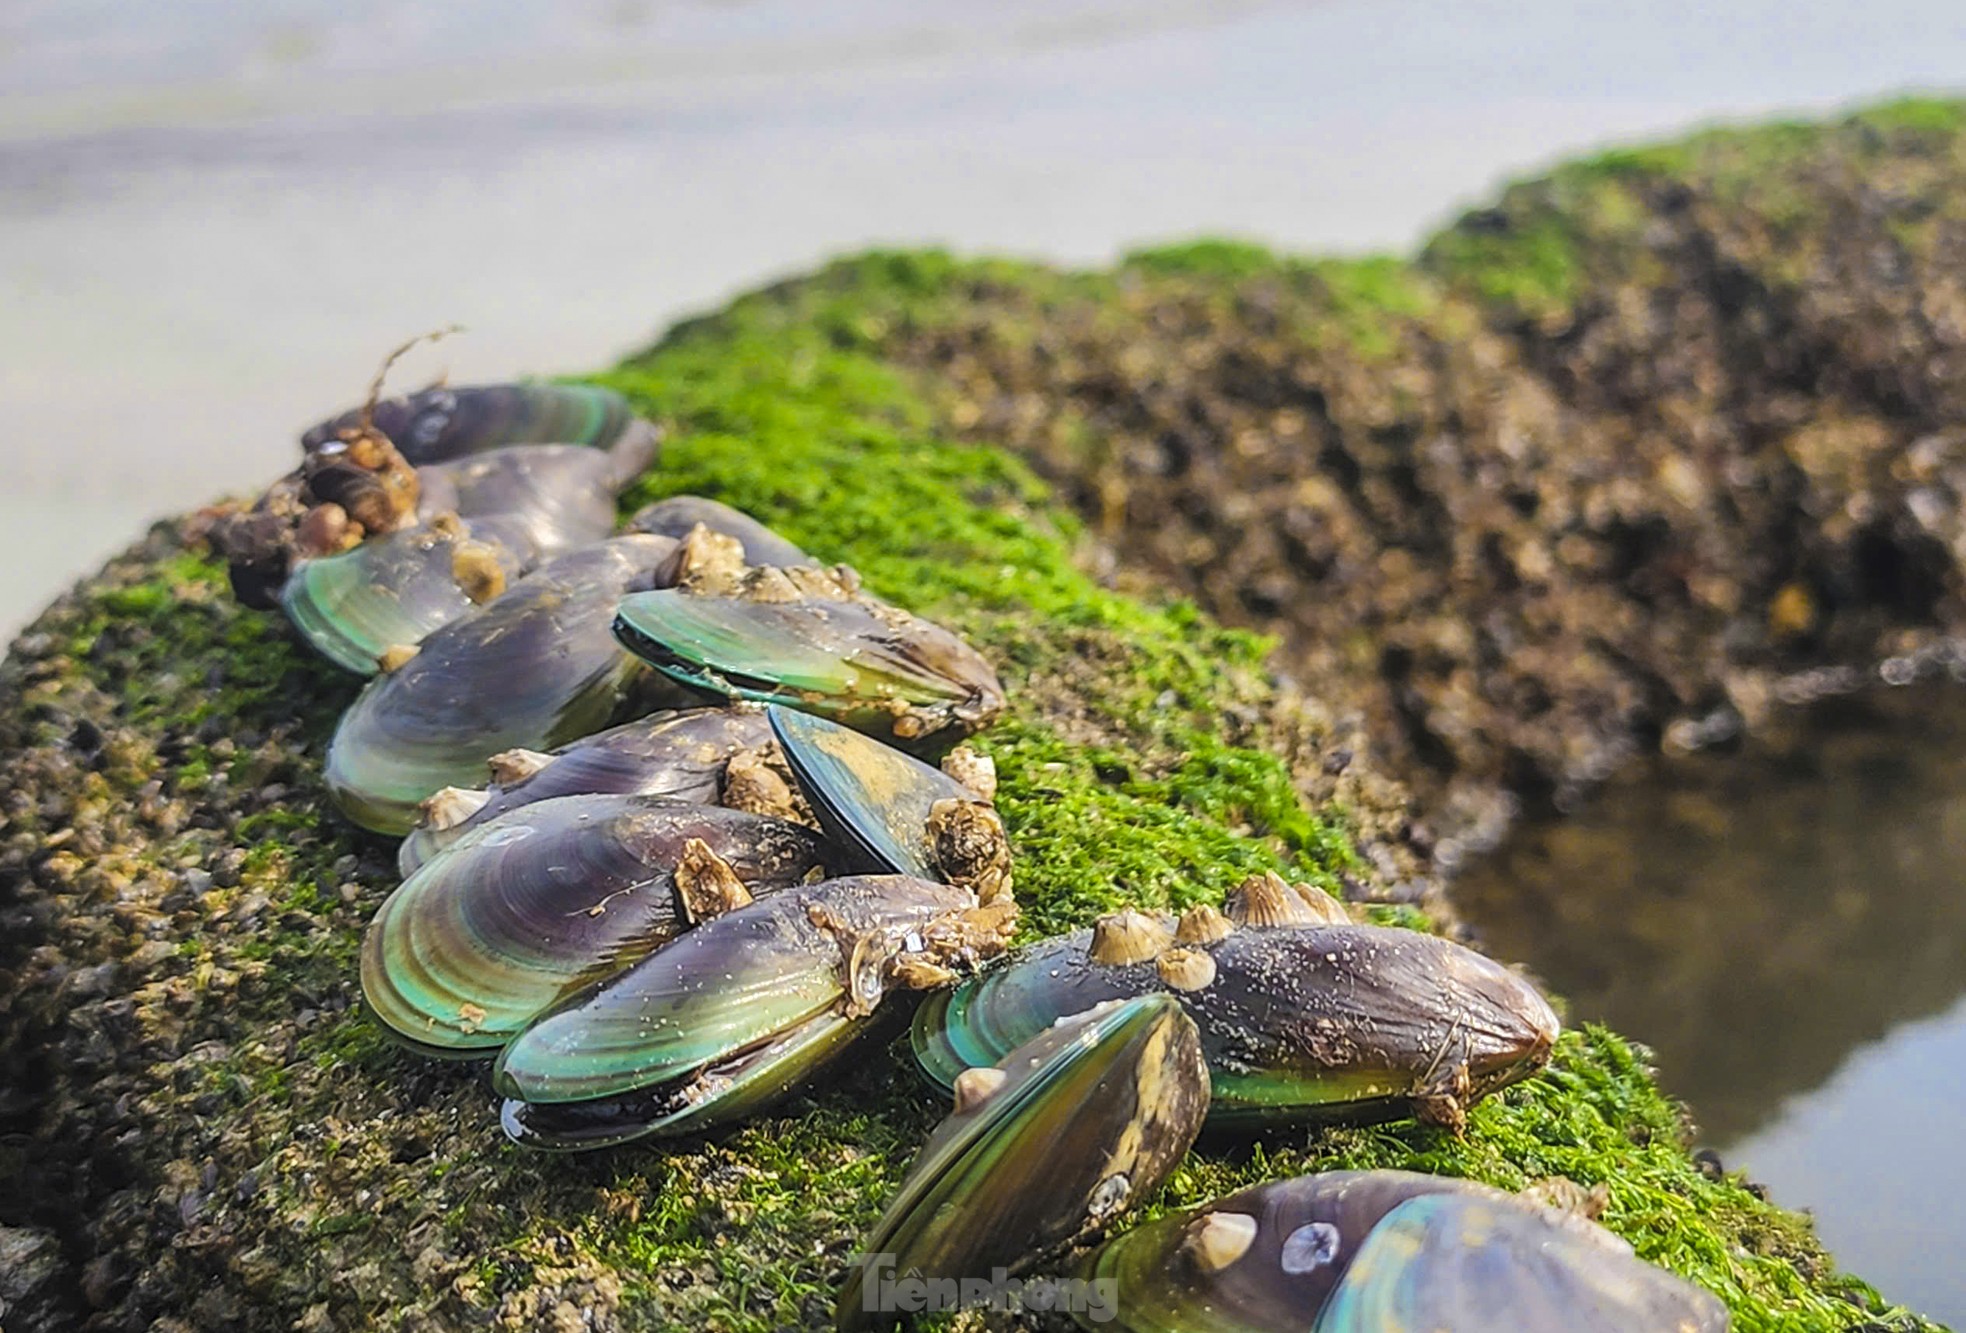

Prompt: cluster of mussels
[214,379,1730,1331]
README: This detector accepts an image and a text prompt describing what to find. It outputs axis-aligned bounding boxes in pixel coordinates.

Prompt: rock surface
[878,99,1966,860]
[1,101,1956,1330]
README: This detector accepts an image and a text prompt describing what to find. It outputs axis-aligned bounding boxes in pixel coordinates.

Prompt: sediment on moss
[0,98,1950,1333]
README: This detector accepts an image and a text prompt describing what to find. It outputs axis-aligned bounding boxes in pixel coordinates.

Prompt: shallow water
[1457,684,1966,1325]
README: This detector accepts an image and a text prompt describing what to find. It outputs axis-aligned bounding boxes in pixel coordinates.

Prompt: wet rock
[0,1226,69,1329]
[884,104,1966,846]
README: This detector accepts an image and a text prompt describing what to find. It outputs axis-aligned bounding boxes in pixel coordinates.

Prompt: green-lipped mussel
[493,873,1018,1115]
[913,905,1559,1131]
[281,427,660,673]
[768,704,1011,900]
[280,513,535,675]
[396,705,791,876]
[1081,1169,1728,1332]
[325,534,700,834]
[611,567,1005,746]
[415,437,653,554]
[627,495,811,568]
[837,994,1210,1330]
[301,382,645,466]
[500,1007,865,1151]
[218,381,658,609]
[360,794,828,1056]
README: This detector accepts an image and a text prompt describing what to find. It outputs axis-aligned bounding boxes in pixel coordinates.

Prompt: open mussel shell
[398,706,778,876]
[500,1007,865,1151]
[1317,1189,1730,1333]
[303,382,644,466]
[325,535,696,834]
[612,590,1005,744]
[417,439,655,556]
[838,994,1209,1331]
[768,704,975,880]
[914,920,1559,1128]
[1082,1169,1501,1332]
[280,515,535,675]
[493,875,975,1105]
[361,795,827,1056]
[626,496,810,567]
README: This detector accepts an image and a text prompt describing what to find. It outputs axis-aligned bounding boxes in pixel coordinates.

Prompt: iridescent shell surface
[612,590,1005,743]
[396,707,777,875]
[416,440,653,555]
[280,515,535,675]
[493,875,975,1105]
[325,535,692,834]
[1082,1170,1501,1332]
[838,995,1209,1330]
[302,382,642,465]
[625,496,810,567]
[913,922,1559,1128]
[1315,1190,1730,1333]
[499,1008,865,1151]
[361,795,827,1055]
[768,704,976,880]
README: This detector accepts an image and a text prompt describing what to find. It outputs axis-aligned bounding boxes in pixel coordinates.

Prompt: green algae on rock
[844,97,1966,864]
[2,98,1957,1332]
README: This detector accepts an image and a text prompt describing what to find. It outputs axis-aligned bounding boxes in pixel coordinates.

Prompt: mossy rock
[2,99,1957,1332]
[858,97,1966,839]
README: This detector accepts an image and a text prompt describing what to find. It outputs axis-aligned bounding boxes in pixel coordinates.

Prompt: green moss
[1852,95,1966,135]
[10,96,1957,1333]
[1121,238,1286,280]
[1558,141,1701,184]
[1423,96,1966,322]
[1422,203,1588,324]
[1301,256,1439,358]
[1114,243,1436,358]
[65,547,354,741]
[560,251,1916,1327]
[597,276,1363,947]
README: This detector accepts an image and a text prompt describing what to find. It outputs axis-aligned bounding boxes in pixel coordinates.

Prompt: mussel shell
[913,924,1559,1127]
[499,1008,866,1150]
[838,995,1209,1330]
[1082,1170,1504,1332]
[281,515,536,675]
[1316,1190,1730,1333]
[361,795,828,1055]
[397,707,776,876]
[303,383,640,465]
[626,496,810,567]
[768,704,975,880]
[493,875,971,1104]
[417,441,652,555]
[612,591,1005,744]
[326,535,693,834]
